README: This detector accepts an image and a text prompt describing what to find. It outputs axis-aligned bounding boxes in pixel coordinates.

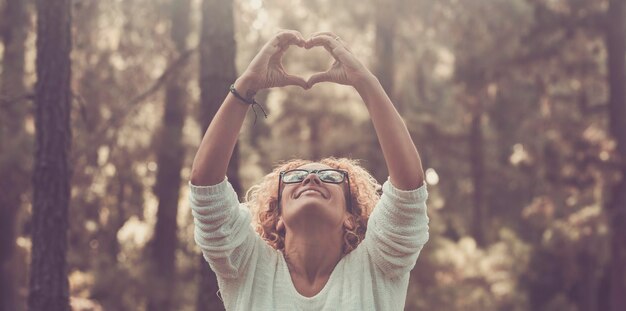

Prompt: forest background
[1,0,625,310]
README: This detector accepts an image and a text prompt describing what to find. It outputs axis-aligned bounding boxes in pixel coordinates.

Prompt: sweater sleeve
[188,177,259,279]
[364,177,430,279]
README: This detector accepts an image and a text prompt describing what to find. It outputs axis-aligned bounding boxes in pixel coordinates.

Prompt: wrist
[234,74,258,99]
[231,75,269,120]
[353,73,379,95]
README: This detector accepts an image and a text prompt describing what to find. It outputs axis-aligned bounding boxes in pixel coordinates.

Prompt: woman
[189,30,429,310]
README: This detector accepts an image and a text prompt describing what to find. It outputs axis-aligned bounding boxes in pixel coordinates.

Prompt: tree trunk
[146,0,191,310]
[604,1,626,310]
[367,0,398,183]
[198,0,241,195]
[572,251,599,311]
[0,0,30,310]
[197,257,223,311]
[466,87,489,247]
[28,0,72,310]
[247,89,272,170]
[196,0,239,310]
[373,0,396,103]
[469,109,486,247]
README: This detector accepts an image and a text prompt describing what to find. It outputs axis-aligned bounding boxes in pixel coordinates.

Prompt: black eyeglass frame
[276,169,352,212]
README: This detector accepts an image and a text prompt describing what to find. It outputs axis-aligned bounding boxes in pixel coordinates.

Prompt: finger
[275,30,306,48]
[286,30,307,47]
[293,31,307,47]
[311,31,352,54]
[307,71,334,88]
[268,31,305,62]
[306,35,353,63]
[309,31,339,39]
[305,34,343,52]
[306,32,342,46]
[334,37,352,53]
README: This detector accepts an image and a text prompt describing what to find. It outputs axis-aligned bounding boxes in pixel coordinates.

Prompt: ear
[276,217,285,231]
[343,217,354,230]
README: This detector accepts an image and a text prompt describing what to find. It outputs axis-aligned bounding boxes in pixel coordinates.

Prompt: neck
[283,226,344,283]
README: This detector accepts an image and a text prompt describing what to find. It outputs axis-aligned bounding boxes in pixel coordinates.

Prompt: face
[278,163,350,233]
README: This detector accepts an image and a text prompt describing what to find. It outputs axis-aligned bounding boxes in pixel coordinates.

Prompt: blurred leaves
[0,0,621,310]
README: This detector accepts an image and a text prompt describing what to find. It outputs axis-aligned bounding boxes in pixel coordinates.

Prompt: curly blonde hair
[245,157,381,255]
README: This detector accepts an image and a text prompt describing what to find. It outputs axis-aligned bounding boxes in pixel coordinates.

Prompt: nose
[302,172,322,185]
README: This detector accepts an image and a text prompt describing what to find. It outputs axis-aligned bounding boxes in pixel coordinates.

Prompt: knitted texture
[189,177,429,311]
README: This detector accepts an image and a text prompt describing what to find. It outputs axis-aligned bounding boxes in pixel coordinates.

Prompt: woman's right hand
[238,30,309,96]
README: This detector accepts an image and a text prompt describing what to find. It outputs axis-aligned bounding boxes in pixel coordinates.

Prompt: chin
[284,203,343,229]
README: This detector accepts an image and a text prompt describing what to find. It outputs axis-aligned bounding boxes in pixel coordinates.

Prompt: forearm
[355,75,425,190]
[190,77,252,186]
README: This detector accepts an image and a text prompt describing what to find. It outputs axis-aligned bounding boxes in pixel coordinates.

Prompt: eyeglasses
[276,168,352,211]
[280,169,347,184]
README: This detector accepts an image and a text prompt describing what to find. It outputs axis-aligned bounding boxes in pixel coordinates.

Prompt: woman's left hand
[304,32,374,89]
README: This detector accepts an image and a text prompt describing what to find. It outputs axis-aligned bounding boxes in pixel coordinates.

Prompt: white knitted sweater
[189,177,429,311]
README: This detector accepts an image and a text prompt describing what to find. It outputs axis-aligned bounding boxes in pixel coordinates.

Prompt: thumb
[307,71,333,89]
[279,73,308,89]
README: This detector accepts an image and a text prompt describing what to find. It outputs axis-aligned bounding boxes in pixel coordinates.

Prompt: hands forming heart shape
[239,30,374,96]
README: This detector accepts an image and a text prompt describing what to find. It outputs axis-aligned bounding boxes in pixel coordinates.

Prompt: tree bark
[373,0,396,103]
[604,1,626,310]
[469,109,486,247]
[197,257,223,311]
[198,0,241,195]
[146,0,191,310]
[28,0,72,310]
[196,0,239,310]
[0,0,30,310]
[367,0,399,184]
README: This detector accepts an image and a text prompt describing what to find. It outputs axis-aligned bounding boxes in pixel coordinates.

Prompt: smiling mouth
[297,189,325,198]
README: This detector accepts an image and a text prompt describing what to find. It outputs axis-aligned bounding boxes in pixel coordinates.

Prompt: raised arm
[190,30,308,186]
[355,77,425,189]
[305,33,424,190]
[305,33,429,279]
[189,30,309,280]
